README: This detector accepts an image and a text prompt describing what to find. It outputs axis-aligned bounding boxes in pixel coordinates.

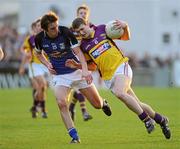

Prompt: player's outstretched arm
[65,59,97,71]
[72,46,93,84]
[35,51,56,75]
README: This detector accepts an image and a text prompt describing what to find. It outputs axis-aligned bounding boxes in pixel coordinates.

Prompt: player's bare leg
[127,88,155,117]
[79,84,112,116]
[35,76,48,118]
[30,78,39,118]
[112,74,155,134]
[54,86,80,143]
[69,91,93,121]
[69,94,78,121]
[127,88,171,139]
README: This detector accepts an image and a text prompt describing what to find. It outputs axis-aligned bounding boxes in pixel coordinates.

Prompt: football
[105,20,124,39]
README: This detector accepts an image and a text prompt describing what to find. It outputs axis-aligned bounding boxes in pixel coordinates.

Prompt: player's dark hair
[41,11,59,31]
[72,17,86,29]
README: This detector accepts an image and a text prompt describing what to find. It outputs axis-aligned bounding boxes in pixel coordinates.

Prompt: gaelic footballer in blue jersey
[34,11,112,143]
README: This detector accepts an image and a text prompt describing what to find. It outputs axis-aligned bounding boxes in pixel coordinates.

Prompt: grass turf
[0,87,180,149]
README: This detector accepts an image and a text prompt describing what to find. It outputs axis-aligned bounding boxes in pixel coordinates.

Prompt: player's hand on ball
[114,20,127,29]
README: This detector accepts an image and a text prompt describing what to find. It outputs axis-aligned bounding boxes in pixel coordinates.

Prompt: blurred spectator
[164,55,173,67]
[0,24,25,62]
[139,52,151,68]
[154,56,165,68]
[127,52,139,68]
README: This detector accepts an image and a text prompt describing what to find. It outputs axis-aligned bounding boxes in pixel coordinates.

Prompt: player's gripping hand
[65,59,93,84]
[65,59,79,69]
[47,63,57,75]
[82,70,93,85]
[114,20,127,30]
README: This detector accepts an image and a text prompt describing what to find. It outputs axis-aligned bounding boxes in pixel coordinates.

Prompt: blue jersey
[35,26,79,75]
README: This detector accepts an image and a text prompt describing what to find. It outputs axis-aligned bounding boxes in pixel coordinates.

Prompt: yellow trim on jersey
[87,39,128,80]
[90,30,95,38]
[84,53,91,61]
[22,35,41,64]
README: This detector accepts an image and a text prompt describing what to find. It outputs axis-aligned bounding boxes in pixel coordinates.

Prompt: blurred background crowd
[0,25,24,62]
[0,24,175,68]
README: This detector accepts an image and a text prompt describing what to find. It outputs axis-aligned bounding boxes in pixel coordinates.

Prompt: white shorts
[52,69,92,89]
[28,62,49,78]
[104,62,133,89]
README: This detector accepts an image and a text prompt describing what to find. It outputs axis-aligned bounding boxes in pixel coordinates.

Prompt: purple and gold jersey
[70,22,96,64]
[80,25,129,80]
[23,35,41,63]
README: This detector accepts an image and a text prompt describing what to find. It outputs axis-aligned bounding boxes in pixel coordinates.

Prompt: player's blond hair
[76,4,90,16]
[31,18,41,29]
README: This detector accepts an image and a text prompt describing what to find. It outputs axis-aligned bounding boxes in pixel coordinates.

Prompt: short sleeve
[61,26,79,49]
[34,32,43,53]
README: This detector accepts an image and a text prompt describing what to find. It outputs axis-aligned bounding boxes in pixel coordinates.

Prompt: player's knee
[56,98,68,110]
[115,92,127,101]
[41,85,47,93]
[35,88,41,95]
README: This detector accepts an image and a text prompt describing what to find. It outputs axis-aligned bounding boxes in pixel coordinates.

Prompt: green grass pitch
[0,87,180,149]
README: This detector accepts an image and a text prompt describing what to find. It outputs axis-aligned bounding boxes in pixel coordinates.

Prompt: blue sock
[68,128,79,140]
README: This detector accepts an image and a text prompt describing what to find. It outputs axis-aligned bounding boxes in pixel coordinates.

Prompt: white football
[105,20,124,39]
